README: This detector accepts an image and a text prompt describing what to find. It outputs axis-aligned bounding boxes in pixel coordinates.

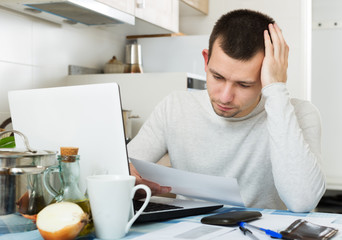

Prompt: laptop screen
[8,83,130,192]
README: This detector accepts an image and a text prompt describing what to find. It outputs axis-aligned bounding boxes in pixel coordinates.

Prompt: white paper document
[130,158,244,206]
[130,214,342,240]
[131,222,236,240]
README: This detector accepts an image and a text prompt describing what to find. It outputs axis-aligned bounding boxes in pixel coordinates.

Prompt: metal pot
[0,130,57,216]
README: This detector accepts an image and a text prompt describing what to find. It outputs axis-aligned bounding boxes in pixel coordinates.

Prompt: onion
[36,202,89,240]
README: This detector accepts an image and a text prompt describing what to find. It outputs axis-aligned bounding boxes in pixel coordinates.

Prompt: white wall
[179,0,311,101]
[0,7,127,125]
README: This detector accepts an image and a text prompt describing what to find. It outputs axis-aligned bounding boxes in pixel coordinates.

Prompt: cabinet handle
[136,0,145,9]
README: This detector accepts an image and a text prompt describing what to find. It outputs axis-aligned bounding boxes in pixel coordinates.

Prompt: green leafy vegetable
[0,136,16,148]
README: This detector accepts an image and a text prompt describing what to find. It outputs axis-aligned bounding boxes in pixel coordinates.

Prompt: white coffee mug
[87,175,151,239]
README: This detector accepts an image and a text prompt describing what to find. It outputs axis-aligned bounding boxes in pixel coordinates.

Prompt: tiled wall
[0,7,127,127]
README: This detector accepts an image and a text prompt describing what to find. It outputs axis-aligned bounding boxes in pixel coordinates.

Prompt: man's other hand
[129,163,172,199]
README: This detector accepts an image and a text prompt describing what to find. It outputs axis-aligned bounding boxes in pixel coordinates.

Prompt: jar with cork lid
[43,147,94,236]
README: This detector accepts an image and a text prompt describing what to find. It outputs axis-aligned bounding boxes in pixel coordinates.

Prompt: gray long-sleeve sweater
[128,83,326,212]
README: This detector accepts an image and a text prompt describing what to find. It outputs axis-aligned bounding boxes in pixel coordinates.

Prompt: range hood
[0,0,135,26]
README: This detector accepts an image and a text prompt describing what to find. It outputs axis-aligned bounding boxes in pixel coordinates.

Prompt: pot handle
[43,165,60,199]
[6,165,46,175]
[0,130,37,153]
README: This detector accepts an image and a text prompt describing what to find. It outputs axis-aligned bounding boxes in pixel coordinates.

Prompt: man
[128,9,325,212]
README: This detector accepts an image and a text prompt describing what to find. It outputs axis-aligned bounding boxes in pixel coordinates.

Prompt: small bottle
[44,147,94,236]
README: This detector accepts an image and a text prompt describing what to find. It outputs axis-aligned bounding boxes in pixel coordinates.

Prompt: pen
[239,222,283,239]
[239,226,260,240]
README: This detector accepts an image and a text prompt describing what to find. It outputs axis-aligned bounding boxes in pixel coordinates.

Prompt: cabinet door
[180,0,208,15]
[135,0,179,32]
[96,0,135,15]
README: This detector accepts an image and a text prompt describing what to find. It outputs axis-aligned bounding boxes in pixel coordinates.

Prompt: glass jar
[43,155,94,236]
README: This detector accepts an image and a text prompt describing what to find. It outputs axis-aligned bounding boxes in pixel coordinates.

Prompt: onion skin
[38,216,88,240]
[16,191,38,222]
[36,202,89,240]
[21,214,37,222]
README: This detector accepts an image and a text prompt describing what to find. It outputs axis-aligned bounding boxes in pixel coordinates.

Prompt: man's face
[202,40,264,118]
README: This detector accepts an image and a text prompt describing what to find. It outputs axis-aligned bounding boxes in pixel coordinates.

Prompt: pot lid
[0,130,56,158]
[0,148,56,158]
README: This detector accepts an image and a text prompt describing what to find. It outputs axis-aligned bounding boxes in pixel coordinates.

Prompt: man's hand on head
[129,163,172,199]
[261,23,289,88]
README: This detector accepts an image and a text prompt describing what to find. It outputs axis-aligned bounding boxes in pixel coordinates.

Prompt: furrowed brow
[209,68,257,85]
[209,68,225,78]
[237,80,258,85]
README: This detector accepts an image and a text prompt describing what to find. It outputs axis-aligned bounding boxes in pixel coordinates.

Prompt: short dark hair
[208,9,274,61]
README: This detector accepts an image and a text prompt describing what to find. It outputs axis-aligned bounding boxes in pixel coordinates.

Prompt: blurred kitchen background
[1,0,342,210]
[0,0,311,123]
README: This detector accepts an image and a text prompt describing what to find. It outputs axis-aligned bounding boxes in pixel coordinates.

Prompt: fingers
[133,174,172,198]
[274,23,289,63]
[266,23,289,62]
[141,178,172,195]
[135,177,172,199]
[273,23,286,46]
[129,163,142,178]
[129,163,172,199]
[267,24,280,59]
[264,29,273,58]
[261,23,289,86]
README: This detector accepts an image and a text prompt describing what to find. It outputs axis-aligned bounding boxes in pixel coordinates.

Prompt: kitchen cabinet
[98,0,179,32]
[0,0,135,26]
[0,0,178,33]
[96,0,135,15]
[180,0,208,15]
[134,0,179,33]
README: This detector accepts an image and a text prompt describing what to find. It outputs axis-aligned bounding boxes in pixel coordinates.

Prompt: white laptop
[8,83,223,222]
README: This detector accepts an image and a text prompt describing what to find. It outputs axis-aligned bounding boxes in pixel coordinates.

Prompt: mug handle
[125,184,151,233]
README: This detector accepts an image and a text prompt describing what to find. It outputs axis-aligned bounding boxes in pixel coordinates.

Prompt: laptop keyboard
[134,200,183,212]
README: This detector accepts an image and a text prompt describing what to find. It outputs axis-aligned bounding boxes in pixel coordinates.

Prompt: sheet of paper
[131,222,237,240]
[130,213,342,240]
[130,222,277,240]
[130,158,244,206]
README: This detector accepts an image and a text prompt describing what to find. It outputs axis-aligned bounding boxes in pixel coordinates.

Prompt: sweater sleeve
[127,96,169,163]
[262,83,326,212]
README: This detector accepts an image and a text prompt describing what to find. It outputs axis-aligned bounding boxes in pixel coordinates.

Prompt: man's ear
[202,49,209,72]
